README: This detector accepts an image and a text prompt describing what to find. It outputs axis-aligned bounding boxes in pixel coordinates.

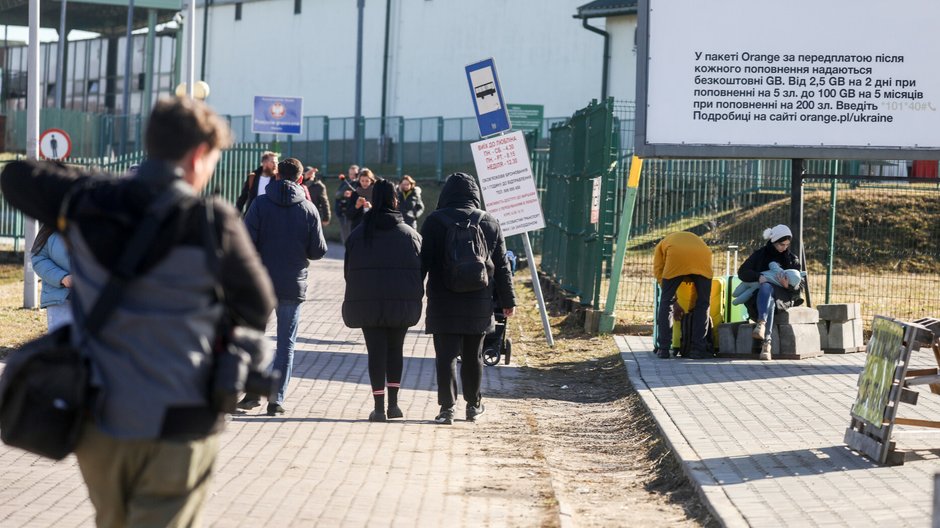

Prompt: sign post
[466,58,552,346]
[252,96,304,135]
[465,58,511,138]
[470,130,553,347]
[507,104,544,134]
[39,128,72,161]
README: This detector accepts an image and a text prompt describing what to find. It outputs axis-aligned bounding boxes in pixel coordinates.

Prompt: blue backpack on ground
[442,210,490,293]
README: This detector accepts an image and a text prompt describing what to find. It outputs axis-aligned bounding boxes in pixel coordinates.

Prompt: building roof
[0,0,180,36]
[573,0,638,19]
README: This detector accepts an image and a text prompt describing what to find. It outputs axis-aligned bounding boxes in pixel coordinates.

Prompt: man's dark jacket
[235,165,264,214]
[0,159,276,439]
[245,178,328,301]
[342,209,423,328]
[304,178,331,223]
[420,173,516,335]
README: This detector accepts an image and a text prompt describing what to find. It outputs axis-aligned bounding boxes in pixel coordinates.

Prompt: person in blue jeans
[244,157,328,415]
[31,224,72,331]
[737,224,801,361]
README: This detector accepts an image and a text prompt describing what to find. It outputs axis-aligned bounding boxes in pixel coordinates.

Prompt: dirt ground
[481,274,717,527]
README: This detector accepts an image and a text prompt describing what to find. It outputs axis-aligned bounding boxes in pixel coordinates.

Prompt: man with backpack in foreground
[0,97,277,526]
[420,172,516,425]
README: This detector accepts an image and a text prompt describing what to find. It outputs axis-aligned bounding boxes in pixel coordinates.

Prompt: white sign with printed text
[470,130,545,237]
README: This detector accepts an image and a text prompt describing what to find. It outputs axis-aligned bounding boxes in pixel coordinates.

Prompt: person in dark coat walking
[334,164,360,243]
[235,151,278,215]
[737,224,801,361]
[302,166,331,225]
[244,158,328,415]
[343,179,423,422]
[397,175,425,229]
[420,172,516,425]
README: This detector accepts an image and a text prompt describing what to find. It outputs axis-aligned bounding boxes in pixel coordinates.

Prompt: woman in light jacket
[31,223,72,331]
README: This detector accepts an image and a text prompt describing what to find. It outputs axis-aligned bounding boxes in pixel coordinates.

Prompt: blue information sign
[251,96,304,135]
[465,58,511,138]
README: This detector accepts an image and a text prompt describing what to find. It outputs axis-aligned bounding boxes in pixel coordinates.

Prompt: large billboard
[635,0,940,159]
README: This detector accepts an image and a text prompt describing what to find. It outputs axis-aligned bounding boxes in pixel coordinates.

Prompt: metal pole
[24,0,40,309]
[354,0,364,164]
[790,158,804,257]
[121,0,135,155]
[2,25,9,111]
[825,179,837,304]
[599,156,643,333]
[143,9,157,116]
[523,233,554,347]
[54,0,67,108]
[200,0,210,81]
[186,0,195,98]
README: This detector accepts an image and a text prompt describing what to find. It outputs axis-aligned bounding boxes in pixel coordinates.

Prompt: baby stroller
[482,309,511,366]
[482,250,517,367]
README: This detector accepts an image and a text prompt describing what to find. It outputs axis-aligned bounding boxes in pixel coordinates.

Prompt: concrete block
[775,307,819,325]
[736,323,757,355]
[777,323,822,357]
[829,319,864,349]
[718,322,745,354]
[818,303,861,323]
[583,309,600,334]
[818,321,830,349]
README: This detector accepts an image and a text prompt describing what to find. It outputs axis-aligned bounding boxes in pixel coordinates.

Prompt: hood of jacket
[436,173,481,210]
[264,179,306,207]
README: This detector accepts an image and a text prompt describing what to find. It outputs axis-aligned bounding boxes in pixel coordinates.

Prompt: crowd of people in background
[0,98,516,527]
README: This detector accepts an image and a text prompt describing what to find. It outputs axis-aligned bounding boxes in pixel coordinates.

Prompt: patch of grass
[0,275,46,360]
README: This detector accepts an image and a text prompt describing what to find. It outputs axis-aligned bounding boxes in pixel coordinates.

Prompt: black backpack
[441,210,490,293]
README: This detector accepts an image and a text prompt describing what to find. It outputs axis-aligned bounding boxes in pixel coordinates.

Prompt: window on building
[235,2,242,20]
[87,79,100,94]
[138,73,146,91]
[46,83,56,97]
[294,0,301,14]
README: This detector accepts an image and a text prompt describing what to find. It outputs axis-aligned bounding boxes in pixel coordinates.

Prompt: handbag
[0,180,190,460]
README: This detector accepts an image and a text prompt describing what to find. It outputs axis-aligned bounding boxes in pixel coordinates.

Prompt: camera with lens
[210,325,280,414]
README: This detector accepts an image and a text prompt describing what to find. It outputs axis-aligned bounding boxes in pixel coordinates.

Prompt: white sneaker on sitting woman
[752,321,766,341]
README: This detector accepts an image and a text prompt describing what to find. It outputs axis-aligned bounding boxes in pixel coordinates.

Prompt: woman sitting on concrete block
[737,224,802,360]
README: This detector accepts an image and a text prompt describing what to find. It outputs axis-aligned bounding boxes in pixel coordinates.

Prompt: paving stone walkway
[0,248,558,527]
[617,335,940,528]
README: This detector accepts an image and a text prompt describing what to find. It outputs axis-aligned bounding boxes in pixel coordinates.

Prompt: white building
[194,0,637,119]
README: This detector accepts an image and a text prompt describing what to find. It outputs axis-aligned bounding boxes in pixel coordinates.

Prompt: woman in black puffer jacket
[342,179,423,422]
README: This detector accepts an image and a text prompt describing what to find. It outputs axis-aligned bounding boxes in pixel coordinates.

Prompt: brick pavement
[617,335,940,528]
[0,247,558,527]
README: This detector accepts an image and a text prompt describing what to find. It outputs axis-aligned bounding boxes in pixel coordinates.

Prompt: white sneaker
[759,341,772,361]
[752,322,766,341]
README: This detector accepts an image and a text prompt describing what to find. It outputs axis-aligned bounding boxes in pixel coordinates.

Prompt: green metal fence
[613,168,940,328]
[536,98,940,329]
[540,99,627,309]
[5,110,566,182]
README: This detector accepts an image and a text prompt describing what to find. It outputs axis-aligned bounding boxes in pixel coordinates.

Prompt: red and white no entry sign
[39,128,72,161]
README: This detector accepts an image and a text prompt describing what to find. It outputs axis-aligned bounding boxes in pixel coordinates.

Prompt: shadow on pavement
[696,445,880,484]
[629,352,864,388]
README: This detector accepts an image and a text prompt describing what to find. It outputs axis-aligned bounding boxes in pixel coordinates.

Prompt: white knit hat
[762,224,792,243]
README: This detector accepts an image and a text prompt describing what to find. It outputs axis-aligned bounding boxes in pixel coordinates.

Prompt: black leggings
[361,327,408,393]
[432,333,484,408]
